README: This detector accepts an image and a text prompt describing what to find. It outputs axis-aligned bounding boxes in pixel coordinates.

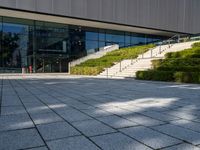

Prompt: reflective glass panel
[106,31,124,43]
[99,30,106,41]
[35,21,69,54]
[86,32,98,40]
[2,17,33,72]
[0,17,2,68]
[86,40,99,54]
[99,42,105,48]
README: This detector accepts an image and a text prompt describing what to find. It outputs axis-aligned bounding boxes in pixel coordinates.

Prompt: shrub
[136,70,175,81]
[136,71,200,84]
[151,59,163,69]
[174,72,200,83]
[192,42,200,48]
[165,47,200,59]
[151,58,200,70]
[136,42,200,84]
[70,66,103,75]
[157,66,200,72]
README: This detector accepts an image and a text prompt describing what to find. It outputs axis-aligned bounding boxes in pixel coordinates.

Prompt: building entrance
[35,55,68,73]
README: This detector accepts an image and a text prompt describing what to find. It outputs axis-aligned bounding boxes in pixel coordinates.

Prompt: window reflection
[86,32,98,40]
[0,16,167,73]
[86,40,98,54]
[1,18,33,72]
[99,30,106,41]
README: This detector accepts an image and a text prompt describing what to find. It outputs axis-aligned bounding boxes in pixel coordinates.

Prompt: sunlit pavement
[0,75,200,150]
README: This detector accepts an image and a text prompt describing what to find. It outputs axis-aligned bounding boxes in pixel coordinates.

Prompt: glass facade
[0,16,166,73]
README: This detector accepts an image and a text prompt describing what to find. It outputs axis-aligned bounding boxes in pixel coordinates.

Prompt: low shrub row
[152,58,200,69]
[136,70,200,83]
[70,66,103,75]
[136,71,174,82]
[136,42,200,84]
[70,44,155,75]
[156,66,200,72]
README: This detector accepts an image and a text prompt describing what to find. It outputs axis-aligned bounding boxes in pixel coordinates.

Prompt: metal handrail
[105,33,200,78]
[106,34,181,78]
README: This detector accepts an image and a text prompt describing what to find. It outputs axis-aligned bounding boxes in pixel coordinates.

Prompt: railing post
[68,62,71,74]
[120,61,122,72]
[177,35,180,43]
[159,45,161,54]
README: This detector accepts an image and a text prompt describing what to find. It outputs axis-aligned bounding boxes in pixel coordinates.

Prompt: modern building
[0,0,199,73]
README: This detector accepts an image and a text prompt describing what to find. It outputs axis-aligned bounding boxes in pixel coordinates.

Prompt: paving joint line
[9,78,50,150]
[15,77,200,149]
[15,79,104,150]
[22,79,158,150]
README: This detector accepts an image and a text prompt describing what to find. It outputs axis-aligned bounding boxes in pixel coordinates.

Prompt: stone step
[98,41,198,78]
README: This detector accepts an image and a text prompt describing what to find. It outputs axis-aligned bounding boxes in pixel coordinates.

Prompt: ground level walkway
[0,75,200,150]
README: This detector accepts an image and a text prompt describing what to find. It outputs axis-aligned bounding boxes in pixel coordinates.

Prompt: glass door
[35,55,69,73]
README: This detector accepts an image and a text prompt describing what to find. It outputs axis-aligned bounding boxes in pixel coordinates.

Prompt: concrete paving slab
[28,146,48,150]
[0,129,44,150]
[30,112,63,125]
[81,108,112,117]
[152,124,200,145]
[0,114,34,131]
[96,115,138,129]
[91,132,152,150]
[1,106,26,115]
[47,136,100,150]
[37,121,81,141]
[122,113,165,126]
[58,109,92,122]
[162,143,200,150]
[170,119,200,133]
[120,126,182,149]
[72,119,116,137]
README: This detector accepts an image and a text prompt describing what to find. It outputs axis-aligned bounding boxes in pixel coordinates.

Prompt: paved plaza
[0,75,200,150]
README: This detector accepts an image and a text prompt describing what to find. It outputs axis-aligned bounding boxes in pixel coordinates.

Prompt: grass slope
[71,44,155,75]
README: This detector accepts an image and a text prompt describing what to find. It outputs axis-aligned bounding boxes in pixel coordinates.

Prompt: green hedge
[192,42,200,48]
[70,66,103,75]
[71,44,155,75]
[156,66,200,72]
[136,70,200,84]
[165,47,200,59]
[174,72,200,83]
[136,70,175,81]
[136,42,200,84]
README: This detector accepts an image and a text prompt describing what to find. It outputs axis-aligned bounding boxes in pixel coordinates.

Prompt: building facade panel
[53,0,68,15]
[71,0,87,18]
[36,0,53,14]
[0,0,199,34]
[114,0,126,23]
[16,0,36,11]
[86,0,100,20]
[0,0,16,8]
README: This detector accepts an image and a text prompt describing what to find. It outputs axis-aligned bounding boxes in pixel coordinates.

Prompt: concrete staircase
[98,41,199,78]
